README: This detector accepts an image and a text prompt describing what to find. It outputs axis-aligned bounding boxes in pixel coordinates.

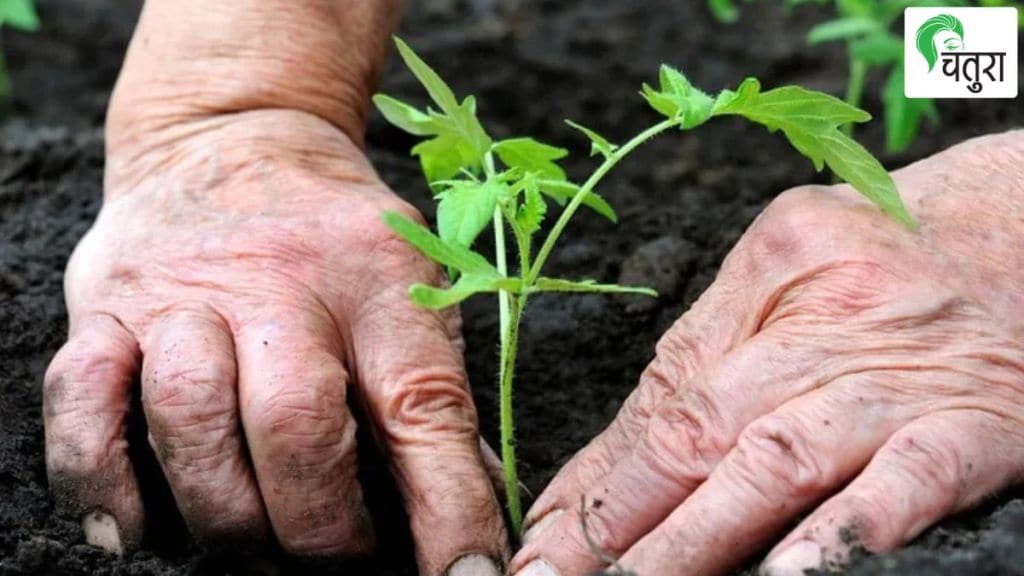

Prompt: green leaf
[641,65,714,129]
[880,0,969,22]
[429,105,492,161]
[834,0,875,18]
[882,66,938,153]
[713,79,915,228]
[1,0,39,31]
[849,34,904,65]
[536,179,618,222]
[713,79,870,127]
[818,134,915,228]
[372,95,434,136]
[436,179,504,248]
[515,177,547,235]
[712,77,762,112]
[565,119,619,158]
[409,274,514,309]
[388,37,493,183]
[707,0,740,22]
[806,17,882,45]
[382,211,499,276]
[394,36,460,116]
[532,278,658,297]
[493,138,569,180]
[412,134,480,184]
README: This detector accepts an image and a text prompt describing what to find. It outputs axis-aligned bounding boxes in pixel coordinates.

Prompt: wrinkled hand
[43,109,507,574]
[512,131,1024,576]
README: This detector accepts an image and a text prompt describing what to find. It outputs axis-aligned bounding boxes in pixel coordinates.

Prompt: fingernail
[82,510,123,555]
[515,559,559,576]
[447,554,501,576]
[522,509,563,545]
[760,540,822,576]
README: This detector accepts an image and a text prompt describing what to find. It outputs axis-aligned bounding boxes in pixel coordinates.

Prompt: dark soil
[2,1,1022,575]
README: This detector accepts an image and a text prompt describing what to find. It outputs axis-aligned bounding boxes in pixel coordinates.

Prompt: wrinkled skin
[512,131,1024,576]
[43,109,508,575]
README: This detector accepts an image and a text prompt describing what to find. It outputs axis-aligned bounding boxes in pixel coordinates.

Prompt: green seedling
[374,37,913,534]
[711,0,1023,152]
[794,0,965,152]
[0,0,38,108]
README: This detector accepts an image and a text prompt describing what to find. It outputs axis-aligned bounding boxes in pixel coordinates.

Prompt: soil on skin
[2,1,1022,575]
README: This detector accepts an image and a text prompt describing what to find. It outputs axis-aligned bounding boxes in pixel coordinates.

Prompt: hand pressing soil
[512,131,1024,576]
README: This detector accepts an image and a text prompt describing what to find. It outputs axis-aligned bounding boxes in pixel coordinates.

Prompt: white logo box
[905,7,1018,99]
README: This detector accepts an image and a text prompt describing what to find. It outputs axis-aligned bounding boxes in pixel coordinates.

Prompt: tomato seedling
[789,0,959,152]
[709,0,1021,152]
[374,37,912,534]
[0,0,39,108]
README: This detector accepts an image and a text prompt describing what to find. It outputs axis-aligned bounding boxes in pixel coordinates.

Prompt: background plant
[709,0,1021,153]
[374,37,913,534]
[0,0,38,110]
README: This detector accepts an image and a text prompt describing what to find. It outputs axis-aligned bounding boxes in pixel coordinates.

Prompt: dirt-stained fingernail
[447,553,501,576]
[522,509,563,545]
[760,540,823,576]
[82,510,123,555]
[515,558,559,576]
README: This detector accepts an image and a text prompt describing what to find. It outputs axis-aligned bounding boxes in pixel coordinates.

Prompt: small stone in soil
[617,236,697,313]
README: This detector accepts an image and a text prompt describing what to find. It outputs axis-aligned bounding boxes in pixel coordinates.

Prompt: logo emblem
[905,7,1017,99]
[916,14,965,72]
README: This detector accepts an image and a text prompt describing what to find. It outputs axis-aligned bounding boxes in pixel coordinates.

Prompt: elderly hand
[42,3,507,575]
[511,131,1024,576]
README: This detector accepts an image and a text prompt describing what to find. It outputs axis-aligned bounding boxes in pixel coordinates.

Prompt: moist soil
[2,1,1022,575]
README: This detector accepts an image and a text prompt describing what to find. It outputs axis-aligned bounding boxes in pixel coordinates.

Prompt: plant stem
[502,204,532,274]
[527,118,678,284]
[485,154,511,331]
[485,150,527,533]
[843,56,868,137]
[492,204,524,532]
[493,208,511,325]
[487,119,677,533]
[498,293,525,534]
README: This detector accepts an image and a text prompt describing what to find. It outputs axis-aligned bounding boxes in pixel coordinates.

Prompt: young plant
[708,0,1003,152]
[0,0,39,108]
[796,0,958,152]
[374,37,913,534]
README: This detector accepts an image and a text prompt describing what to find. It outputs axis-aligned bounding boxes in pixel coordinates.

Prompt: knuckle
[253,381,349,447]
[880,432,963,502]
[353,199,424,255]
[629,321,707,422]
[739,186,838,269]
[732,415,830,500]
[144,373,238,472]
[378,368,477,444]
[804,263,891,314]
[348,200,444,286]
[567,434,624,490]
[650,322,705,387]
[638,390,722,486]
[44,346,133,412]
[145,361,233,411]
[764,262,894,325]
[577,501,628,556]
[749,189,821,254]
[624,367,675,424]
